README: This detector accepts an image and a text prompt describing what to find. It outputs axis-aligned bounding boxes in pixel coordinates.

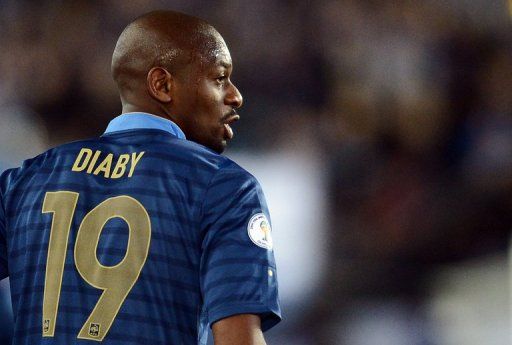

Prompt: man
[0,10,281,345]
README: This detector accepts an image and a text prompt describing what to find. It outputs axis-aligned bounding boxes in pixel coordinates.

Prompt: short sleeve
[200,162,281,331]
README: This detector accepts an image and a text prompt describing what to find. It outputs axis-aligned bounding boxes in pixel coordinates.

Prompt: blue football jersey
[0,113,281,344]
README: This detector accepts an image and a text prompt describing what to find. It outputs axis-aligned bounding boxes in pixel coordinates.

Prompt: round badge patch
[247,213,273,250]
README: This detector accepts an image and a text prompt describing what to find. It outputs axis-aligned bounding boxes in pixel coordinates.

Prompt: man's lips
[222,113,240,140]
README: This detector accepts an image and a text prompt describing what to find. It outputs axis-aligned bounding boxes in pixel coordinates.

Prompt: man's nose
[226,82,243,109]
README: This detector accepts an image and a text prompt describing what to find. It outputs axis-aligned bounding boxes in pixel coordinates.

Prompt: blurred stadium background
[0,1,511,344]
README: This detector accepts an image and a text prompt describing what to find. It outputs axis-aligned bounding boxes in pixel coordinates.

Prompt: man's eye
[216,76,227,83]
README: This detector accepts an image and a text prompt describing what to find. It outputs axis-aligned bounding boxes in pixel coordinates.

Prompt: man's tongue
[224,123,233,140]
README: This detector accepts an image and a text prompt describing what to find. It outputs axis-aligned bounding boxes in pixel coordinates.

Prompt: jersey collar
[104,112,186,139]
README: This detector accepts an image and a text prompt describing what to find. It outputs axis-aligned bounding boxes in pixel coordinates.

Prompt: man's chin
[214,140,227,154]
[204,139,226,154]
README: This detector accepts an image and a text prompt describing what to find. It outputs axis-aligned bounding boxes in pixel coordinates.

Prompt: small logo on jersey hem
[247,213,273,250]
[89,323,100,337]
[43,319,50,333]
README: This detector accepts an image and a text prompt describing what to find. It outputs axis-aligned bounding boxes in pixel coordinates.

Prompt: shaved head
[112,10,226,96]
[111,10,242,153]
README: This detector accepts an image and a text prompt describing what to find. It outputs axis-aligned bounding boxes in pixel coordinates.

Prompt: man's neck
[121,104,170,121]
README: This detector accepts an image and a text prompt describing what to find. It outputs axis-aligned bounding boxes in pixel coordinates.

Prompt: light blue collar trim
[104,112,186,139]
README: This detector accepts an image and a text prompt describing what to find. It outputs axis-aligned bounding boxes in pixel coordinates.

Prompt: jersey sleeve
[200,162,281,331]
[0,170,10,280]
[0,203,7,281]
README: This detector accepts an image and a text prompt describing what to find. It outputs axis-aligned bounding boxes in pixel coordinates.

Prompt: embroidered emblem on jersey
[247,213,273,250]
[89,323,100,337]
[43,319,50,333]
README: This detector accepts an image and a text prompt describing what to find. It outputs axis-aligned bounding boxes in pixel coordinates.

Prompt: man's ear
[147,67,173,103]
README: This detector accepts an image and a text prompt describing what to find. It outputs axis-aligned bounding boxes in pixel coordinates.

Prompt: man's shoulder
[23,136,102,161]
[0,137,99,191]
[165,138,252,177]
[165,140,261,192]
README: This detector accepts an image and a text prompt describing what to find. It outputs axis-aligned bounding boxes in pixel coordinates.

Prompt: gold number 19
[42,191,151,341]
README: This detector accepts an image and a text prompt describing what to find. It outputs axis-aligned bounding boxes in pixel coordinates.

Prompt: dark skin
[112,11,243,153]
[212,314,266,345]
[112,11,264,345]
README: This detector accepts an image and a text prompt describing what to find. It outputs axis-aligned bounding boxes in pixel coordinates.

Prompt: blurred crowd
[0,1,511,344]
